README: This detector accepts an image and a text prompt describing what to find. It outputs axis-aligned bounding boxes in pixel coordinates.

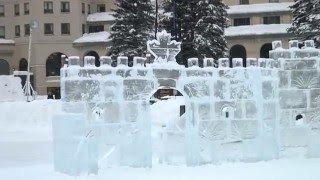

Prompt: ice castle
[53,31,320,175]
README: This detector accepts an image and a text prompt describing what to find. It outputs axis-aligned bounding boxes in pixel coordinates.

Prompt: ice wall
[53,55,281,175]
[53,32,320,175]
[270,40,320,158]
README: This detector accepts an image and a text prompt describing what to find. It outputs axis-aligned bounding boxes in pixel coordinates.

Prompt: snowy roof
[87,12,115,23]
[73,31,112,44]
[227,2,293,15]
[0,39,15,44]
[225,24,291,37]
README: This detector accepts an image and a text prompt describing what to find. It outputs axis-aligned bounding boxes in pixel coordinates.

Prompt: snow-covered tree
[159,0,200,65]
[159,0,228,65]
[288,0,320,46]
[110,0,155,57]
[194,0,228,59]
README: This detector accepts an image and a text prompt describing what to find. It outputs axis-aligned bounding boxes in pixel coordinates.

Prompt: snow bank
[225,24,291,37]
[227,2,293,15]
[0,100,61,141]
[73,32,111,44]
[87,12,115,22]
[0,76,25,102]
[0,38,14,44]
[151,96,185,129]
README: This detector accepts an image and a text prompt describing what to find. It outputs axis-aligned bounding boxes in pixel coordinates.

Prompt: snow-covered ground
[0,99,320,179]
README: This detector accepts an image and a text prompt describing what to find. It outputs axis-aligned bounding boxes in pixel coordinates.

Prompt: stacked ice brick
[54,58,281,175]
[185,57,280,163]
[53,31,319,175]
[269,40,320,158]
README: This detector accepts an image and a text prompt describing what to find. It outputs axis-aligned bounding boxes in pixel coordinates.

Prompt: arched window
[84,51,100,67]
[230,45,247,67]
[46,52,66,76]
[0,59,10,75]
[260,43,272,58]
[19,58,28,71]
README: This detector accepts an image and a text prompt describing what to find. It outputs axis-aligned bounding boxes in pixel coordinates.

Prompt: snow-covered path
[0,141,52,168]
[0,99,320,179]
[0,159,320,180]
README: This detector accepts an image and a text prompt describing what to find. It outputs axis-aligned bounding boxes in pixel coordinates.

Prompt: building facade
[0,0,115,96]
[0,0,294,96]
[224,0,293,64]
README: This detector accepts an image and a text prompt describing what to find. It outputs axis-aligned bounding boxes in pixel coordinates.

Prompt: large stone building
[0,0,294,96]
[225,0,293,63]
[0,0,115,96]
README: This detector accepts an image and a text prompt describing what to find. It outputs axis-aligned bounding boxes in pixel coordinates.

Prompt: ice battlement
[61,39,320,76]
[54,31,320,175]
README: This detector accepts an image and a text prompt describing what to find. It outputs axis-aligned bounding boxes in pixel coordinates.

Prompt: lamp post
[25,20,38,102]
[155,0,158,38]
[172,0,177,40]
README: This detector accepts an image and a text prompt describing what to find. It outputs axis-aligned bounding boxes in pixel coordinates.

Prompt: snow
[13,71,33,76]
[86,12,115,22]
[73,32,111,44]
[0,76,25,102]
[1,99,320,179]
[1,159,320,180]
[150,96,185,138]
[0,38,14,44]
[227,2,293,15]
[225,24,291,37]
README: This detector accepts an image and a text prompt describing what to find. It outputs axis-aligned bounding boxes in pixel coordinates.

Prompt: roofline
[228,10,291,16]
[72,41,111,47]
[0,42,15,45]
[226,33,291,39]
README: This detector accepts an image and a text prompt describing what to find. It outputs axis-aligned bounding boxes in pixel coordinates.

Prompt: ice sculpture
[53,31,320,175]
[147,30,181,64]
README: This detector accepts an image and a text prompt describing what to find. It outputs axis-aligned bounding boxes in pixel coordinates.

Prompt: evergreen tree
[160,0,199,65]
[288,0,320,46]
[110,0,155,57]
[159,0,228,65]
[194,0,228,59]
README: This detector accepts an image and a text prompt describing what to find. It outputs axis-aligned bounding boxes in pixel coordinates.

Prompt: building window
[0,5,5,17]
[61,2,70,13]
[82,24,86,34]
[269,0,279,2]
[81,3,85,14]
[240,0,249,4]
[233,18,250,26]
[15,25,20,37]
[87,4,91,14]
[61,23,70,35]
[263,16,280,24]
[25,24,30,36]
[44,23,54,35]
[97,4,106,12]
[44,1,53,14]
[89,25,104,33]
[0,26,5,38]
[46,52,65,77]
[24,3,29,15]
[14,4,20,16]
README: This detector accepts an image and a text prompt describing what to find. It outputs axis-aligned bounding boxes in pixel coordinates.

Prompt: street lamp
[155,0,158,38]
[24,20,38,102]
[172,0,177,40]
